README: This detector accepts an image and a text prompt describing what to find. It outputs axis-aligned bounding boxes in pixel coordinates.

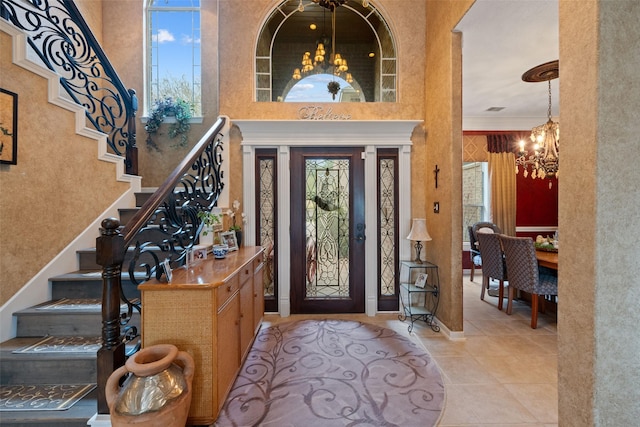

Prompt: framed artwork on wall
[0,88,18,165]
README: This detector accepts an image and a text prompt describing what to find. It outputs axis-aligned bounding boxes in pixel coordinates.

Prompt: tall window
[146,0,201,115]
[462,162,489,242]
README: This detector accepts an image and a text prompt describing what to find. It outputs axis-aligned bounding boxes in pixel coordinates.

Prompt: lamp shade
[406,218,432,241]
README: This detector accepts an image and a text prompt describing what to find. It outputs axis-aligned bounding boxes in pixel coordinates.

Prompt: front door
[290,147,365,313]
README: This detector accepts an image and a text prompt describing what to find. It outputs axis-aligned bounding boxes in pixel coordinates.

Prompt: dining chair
[476,231,508,310]
[499,235,558,329]
[468,221,502,282]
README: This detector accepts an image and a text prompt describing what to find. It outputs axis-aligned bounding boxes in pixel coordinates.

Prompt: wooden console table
[139,246,264,425]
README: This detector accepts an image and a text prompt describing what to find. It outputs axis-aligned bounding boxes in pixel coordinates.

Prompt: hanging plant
[145,97,193,151]
[327,81,341,100]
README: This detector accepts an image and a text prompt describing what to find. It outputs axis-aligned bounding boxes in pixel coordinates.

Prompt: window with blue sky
[147,0,201,115]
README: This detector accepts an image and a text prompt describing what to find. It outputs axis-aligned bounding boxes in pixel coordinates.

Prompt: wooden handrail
[122,117,226,244]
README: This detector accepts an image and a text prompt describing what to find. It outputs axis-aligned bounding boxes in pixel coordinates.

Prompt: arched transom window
[256,0,397,103]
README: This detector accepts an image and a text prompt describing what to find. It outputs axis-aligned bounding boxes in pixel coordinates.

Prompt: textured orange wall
[0,30,129,305]
[422,1,473,332]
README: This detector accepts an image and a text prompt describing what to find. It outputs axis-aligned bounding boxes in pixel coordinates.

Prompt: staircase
[0,192,152,426]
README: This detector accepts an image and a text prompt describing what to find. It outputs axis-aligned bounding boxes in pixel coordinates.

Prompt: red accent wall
[516,173,558,227]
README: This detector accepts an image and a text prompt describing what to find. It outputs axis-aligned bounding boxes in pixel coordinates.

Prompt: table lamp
[406,218,432,264]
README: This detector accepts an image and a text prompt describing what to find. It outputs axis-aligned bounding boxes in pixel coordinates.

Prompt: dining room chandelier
[516,60,560,180]
[292,0,366,85]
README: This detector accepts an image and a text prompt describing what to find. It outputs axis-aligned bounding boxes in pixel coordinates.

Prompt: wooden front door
[290,147,366,313]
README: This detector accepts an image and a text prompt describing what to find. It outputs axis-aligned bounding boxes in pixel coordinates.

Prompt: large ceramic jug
[106,344,195,427]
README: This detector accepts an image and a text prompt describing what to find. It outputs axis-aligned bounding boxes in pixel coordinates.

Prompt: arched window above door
[256,0,397,103]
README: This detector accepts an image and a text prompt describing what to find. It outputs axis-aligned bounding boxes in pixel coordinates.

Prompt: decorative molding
[298,106,351,120]
[516,226,558,232]
[234,120,421,146]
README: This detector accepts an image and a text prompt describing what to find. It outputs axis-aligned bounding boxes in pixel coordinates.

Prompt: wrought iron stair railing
[95,116,227,414]
[1,0,139,174]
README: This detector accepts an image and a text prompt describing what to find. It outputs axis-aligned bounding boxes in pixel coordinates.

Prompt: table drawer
[216,274,239,311]
[253,253,264,271]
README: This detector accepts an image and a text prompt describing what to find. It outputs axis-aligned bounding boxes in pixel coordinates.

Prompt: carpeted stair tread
[0,385,97,426]
[49,270,146,282]
[1,337,99,385]
[1,336,101,359]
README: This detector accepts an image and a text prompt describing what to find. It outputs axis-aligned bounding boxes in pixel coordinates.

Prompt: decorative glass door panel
[290,148,365,313]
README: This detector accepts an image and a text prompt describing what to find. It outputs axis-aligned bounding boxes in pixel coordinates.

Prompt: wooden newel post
[96,218,126,414]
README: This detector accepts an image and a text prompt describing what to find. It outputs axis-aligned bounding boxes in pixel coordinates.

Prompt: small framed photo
[415,273,428,288]
[187,247,208,266]
[162,259,173,283]
[220,231,238,251]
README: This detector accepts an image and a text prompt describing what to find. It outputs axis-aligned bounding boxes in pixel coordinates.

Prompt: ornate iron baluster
[1,0,138,174]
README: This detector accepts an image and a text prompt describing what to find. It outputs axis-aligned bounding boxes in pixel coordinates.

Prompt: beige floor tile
[418,336,473,357]
[433,355,500,384]
[440,384,538,425]
[458,335,517,357]
[473,354,557,384]
[503,383,558,424]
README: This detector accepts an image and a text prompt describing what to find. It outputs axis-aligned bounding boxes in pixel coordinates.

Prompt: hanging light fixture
[516,60,560,181]
[292,0,367,82]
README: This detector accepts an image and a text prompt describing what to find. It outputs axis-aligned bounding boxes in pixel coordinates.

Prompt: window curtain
[487,134,517,236]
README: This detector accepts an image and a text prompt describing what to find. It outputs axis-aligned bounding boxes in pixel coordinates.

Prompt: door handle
[355,223,366,242]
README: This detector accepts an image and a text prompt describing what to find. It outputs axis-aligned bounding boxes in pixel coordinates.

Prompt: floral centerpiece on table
[145,97,193,151]
[227,200,246,246]
[227,200,246,231]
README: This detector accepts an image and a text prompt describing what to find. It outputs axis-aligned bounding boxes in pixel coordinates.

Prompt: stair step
[117,207,140,225]
[0,386,97,427]
[77,239,180,270]
[50,270,141,300]
[0,337,98,384]
[135,190,155,207]
[15,299,140,337]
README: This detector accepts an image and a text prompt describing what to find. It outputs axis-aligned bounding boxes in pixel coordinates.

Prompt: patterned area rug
[12,336,101,354]
[0,384,95,411]
[216,319,445,427]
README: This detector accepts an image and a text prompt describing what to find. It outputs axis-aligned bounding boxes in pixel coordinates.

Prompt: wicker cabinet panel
[216,290,241,411]
[139,246,264,425]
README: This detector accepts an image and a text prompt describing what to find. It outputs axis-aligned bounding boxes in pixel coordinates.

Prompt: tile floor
[263,273,558,426]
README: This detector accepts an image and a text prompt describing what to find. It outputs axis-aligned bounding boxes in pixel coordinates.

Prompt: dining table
[535,249,558,270]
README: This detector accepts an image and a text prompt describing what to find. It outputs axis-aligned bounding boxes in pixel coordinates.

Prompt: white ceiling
[455,0,559,130]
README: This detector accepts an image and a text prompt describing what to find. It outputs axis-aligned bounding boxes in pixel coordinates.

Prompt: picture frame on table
[0,88,18,165]
[220,231,238,251]
[162,259,173,283]
[414,273,428,288]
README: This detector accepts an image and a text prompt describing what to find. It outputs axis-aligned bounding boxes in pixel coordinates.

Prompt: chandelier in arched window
[256,0,397,102]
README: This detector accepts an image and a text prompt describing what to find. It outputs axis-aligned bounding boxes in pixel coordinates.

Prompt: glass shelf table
[398,260,440,332]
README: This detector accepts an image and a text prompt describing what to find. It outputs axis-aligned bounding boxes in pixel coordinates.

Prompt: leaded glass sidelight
[258,156,276,300]
[379,158,396,296]
[377,149,399,311]
[305,159,350,299]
